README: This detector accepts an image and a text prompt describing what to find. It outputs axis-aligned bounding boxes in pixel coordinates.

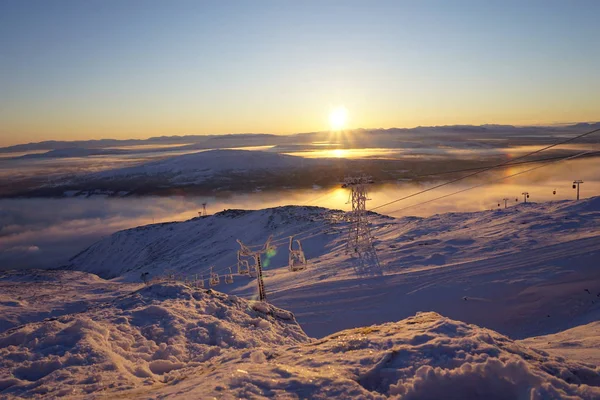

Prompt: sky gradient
[1,0,599,145]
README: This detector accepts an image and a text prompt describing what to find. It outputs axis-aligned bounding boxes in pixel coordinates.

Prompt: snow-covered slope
[67,205,344,279]
[0,282,308,398]
[0,270,140,334]
[90,149,325,182]
[1,281,598,399]
[66,197,600,340]
[519,321,600,366]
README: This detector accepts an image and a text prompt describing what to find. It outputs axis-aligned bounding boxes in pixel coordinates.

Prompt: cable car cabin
[288,236,308,272]
[225,267,234,284]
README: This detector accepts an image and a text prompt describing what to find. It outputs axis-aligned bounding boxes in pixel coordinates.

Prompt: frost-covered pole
[573,180,583,201]
[237,236,274,302]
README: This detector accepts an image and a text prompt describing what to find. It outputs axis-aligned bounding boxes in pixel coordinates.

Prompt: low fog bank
[1,158,598,270]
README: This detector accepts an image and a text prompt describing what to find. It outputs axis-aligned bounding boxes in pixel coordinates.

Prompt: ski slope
[66,197,600,340]
[1,197,599,398]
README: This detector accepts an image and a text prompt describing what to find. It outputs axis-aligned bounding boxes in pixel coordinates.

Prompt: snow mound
[122,312,600,399]
[0,283,308,398]
[1,284,599,399]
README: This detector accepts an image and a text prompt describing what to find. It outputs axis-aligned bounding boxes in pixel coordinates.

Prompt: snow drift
[0,282,308,398]
[0,283,598,399]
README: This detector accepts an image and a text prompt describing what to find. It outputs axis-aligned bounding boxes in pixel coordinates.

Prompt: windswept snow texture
[0,270,140,334]
[67,197,600,340]
[0,282,308,398]
[90,149,324,183]
[1,291,599,399]
[520,321,600,366]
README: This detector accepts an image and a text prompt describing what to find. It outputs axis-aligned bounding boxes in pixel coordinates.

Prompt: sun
[329,106,348,131]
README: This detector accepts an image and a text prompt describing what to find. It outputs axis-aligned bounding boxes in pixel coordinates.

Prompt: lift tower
[573,180,584,201]
[237,236,274,301]
[342,176,381,273]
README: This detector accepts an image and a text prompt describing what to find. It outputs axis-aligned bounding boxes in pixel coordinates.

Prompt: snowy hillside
[519,321,600,365]
[66,197,600,340]
[1,278,599,398]
[67,205,345,279]
[0,270,140,333]
[90,149,325,182]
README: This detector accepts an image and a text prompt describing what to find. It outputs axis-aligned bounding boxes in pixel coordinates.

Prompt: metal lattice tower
[342,176,381,272]
[237,235,274,301]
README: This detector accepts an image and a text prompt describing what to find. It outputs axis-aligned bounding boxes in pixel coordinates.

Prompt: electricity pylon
[522,192,529,203]
[237,235,274,301]
[202,202,208,216]
[342,176,381,273]
[573,180,584,201]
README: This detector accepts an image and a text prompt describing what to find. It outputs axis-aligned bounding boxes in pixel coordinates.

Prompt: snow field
[0,283,308,398]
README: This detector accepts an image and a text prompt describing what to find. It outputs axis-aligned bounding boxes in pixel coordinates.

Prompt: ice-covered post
[573,180,583,201]
[237,236,274,302]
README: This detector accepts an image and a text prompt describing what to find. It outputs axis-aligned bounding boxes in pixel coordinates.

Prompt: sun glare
[329,106,348,131]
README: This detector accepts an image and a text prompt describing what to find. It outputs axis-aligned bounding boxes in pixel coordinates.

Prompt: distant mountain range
[2,122,599,154]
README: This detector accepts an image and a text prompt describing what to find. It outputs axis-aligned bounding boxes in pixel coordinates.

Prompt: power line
[411,153,594,178]
[383,150,597,216]
[369,127,600,212]
[191,129,600,280]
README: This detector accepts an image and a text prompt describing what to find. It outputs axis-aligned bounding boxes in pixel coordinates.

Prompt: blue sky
[0,0,599,145]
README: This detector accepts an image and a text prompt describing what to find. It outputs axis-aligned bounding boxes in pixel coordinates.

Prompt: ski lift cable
[384,150,598,215]
[243,129,600,249]
[242,131,599,251]
[242,188,342,250]
[369,127,600,212]
[194,143,589,280]
[194,130,600,279]
[193,224,334,278]
[218,147,599,271]
[411,154,593,179]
